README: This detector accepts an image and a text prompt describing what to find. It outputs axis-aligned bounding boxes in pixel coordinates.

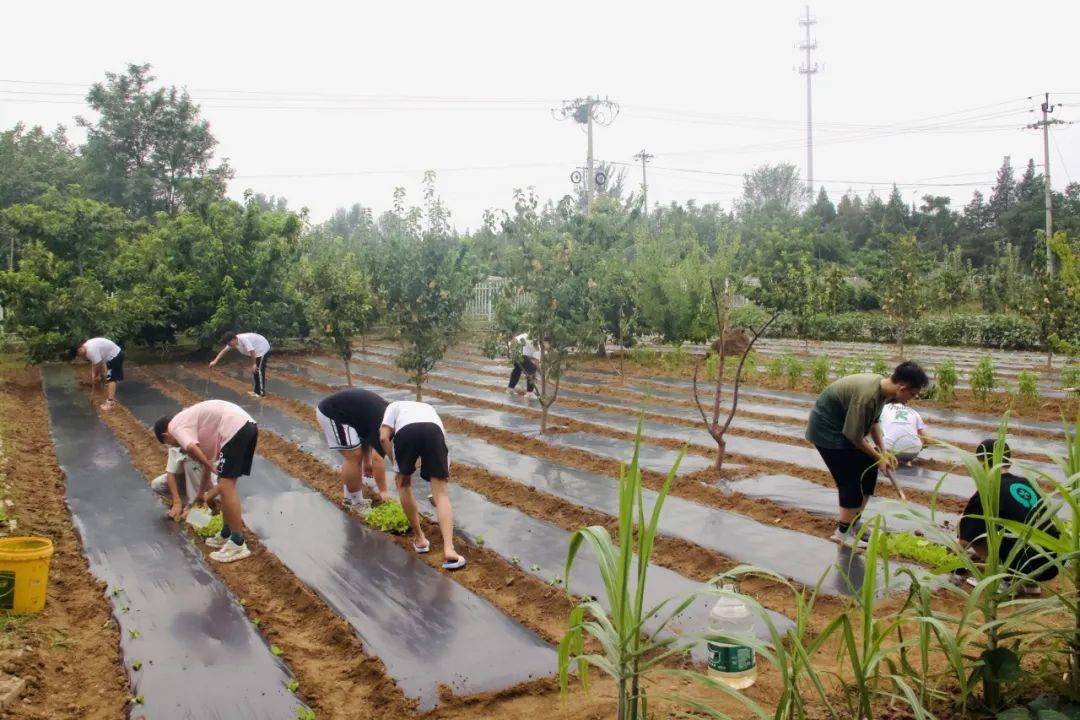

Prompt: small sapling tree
[498,190,603,434]
[876,234,932,360]
[294,236,378,386]
[970,355,997,402]
[380,174,474,399]
[691,235,780,471]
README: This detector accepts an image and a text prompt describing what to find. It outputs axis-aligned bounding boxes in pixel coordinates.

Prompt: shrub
[870,354,890,376]
[1016,370,1039,402]
[934,358,959,402]
[766,354,786,380]
[834,355,862,377]
[811,354,830,391]
[1062,364,1080,391]
[970,355,996,401]
[785,355,804,389]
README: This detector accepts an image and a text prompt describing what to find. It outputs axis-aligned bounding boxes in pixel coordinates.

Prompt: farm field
[5,337,1076,719]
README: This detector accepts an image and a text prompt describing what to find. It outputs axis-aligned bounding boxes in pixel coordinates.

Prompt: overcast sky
[3,1,1079,230]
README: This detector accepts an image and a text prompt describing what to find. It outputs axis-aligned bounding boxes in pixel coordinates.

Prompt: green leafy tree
[875,235,933,359]
[78,63,231,216]
[295,237,378,386]
[380,174,474,399]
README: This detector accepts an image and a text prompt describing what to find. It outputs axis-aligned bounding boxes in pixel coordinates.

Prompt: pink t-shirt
[168,400,254,462]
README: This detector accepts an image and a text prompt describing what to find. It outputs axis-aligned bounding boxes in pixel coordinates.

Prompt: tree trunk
[1047,348,1054,371]
[344,357,353,386]
[540,403,549,435]
[414,380,422,401]
[712,433,726,471]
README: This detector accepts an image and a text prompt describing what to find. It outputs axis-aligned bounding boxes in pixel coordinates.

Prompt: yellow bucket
[0,537,54,614]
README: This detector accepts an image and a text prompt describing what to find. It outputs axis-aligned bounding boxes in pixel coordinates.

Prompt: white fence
[466,276,530,321]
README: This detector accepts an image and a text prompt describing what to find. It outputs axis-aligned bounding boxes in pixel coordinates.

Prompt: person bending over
[507,332,541,398]
[154,400,258,563]
[880,400,934,465]
[210,331,271,398]
[958,439,1060,596]
[379,400,465,570]
[151,444,219,520]
[316,388,392,507]
[806,361,929,548]
[76,337,124,410]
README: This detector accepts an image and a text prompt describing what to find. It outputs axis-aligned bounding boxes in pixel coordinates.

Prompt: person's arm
[183,442,216,474]
[379,425,395,470]
[193,465,214,504]
[363,445,390,499]
[209,345,230,367]
[248,350,259,373]
[165,471,184,519]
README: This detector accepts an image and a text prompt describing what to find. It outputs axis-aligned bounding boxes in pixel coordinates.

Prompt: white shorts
[316,408,362,451]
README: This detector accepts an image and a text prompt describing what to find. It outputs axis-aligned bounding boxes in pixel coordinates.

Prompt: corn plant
[971,355,997,402]
[811,355,831,392]
[785,356,804,389]
[871,354,891,376]
[1016,371,1040,403]
[766,355,786,380]
[934,359,959,403]
[558,421,692,720]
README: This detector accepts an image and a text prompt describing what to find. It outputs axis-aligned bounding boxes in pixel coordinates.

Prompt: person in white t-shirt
[76,337,124,410]
[880,401,933,465]
[150,446,219,520]
[506,332,544,399]
[379,400,464,570]
[210,331,271,398]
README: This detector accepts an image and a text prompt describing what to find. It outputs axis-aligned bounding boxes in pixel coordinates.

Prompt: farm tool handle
[884,467,908,502]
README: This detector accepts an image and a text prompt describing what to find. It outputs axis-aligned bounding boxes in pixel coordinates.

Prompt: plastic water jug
[707,583,757,689]
[185,505,213,531]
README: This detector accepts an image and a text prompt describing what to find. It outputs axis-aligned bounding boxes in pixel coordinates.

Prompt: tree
[875,235,933,359]
[295,237,378,385]
[79,63,230,216]
[497,190,603,433]
[737,163,807,218]
[690,234,779,471]
[754,230,842,351]
[1048,231,1080,358]
[380,174,474,399]
[0,123,82,211]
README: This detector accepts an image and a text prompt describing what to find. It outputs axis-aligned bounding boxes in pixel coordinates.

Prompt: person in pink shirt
[153,400,258,563]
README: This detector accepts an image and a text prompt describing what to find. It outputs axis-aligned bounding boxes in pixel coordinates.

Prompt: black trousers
[508,357,537,392]
[253,352,269,396]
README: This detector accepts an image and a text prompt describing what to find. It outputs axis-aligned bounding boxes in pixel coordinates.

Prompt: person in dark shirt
[805,361,929,548]
[316,389,392,505]
[959,439,1060,594]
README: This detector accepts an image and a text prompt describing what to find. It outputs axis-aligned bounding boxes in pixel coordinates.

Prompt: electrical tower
[798,6,820,200]
[1026,92,1067,275]
[553,96,620,210]
[632,149,654,210]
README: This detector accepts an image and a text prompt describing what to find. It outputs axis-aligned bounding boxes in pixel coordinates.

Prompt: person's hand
[250,363,258,374]
[208,359,217,368]
[167,502,183,521]
[194,492,207,506]
[879,454,898,472]
[379,490,392,503]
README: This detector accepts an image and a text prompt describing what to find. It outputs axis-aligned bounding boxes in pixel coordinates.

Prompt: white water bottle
[707,584,757,689]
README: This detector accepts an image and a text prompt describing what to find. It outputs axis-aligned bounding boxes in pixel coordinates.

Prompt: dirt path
[0,361,128,719]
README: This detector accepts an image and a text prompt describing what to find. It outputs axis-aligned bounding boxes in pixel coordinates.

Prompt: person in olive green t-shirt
[806,361,929,548]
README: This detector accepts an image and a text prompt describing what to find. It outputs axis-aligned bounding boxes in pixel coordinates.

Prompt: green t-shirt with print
[805,373,886,449]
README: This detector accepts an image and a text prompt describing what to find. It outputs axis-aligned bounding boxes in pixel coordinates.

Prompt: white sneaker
[210,539,251,563]
[830,527,868,550]
[205,533,229,549]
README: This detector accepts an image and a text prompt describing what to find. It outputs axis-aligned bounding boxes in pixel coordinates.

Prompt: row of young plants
[558,417,1080,719]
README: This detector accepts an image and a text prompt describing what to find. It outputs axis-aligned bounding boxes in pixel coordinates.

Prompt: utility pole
[797,6,820,200]
[632,149,654,210]
[553,96,620,212]
[1026,92,1066,275]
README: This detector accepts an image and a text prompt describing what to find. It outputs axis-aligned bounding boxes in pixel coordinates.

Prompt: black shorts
[392,422,449,481]
[816,446,878,509]
[105,350,125,382]
[216,421,258,479]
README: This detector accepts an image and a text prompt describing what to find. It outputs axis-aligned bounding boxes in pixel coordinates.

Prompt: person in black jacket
[958,439,1060,594]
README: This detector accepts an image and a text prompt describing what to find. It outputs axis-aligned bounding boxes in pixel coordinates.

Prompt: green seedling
[270,644,284,656]
[511,556,521,565]
[128,629,140,640]
[129,695,144,705]
[475,535,485,547]
[132,660,142,671]
[287,679,299,693]
[194,513,224,538]
[111,586,123,597]
[530,564,540,572]
[251,618,261,627]
[296,706,316,720]
[365,500,410,534]
[120,603,129,613]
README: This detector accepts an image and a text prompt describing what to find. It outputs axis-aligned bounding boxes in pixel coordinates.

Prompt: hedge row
[757,312,1058,351]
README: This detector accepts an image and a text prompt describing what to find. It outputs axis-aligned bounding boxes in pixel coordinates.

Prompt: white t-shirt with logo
[881,403,926,455]
[83,337,121,364]
[381,401,445,435]
[235,333,270,358]
[515,333,539,360]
